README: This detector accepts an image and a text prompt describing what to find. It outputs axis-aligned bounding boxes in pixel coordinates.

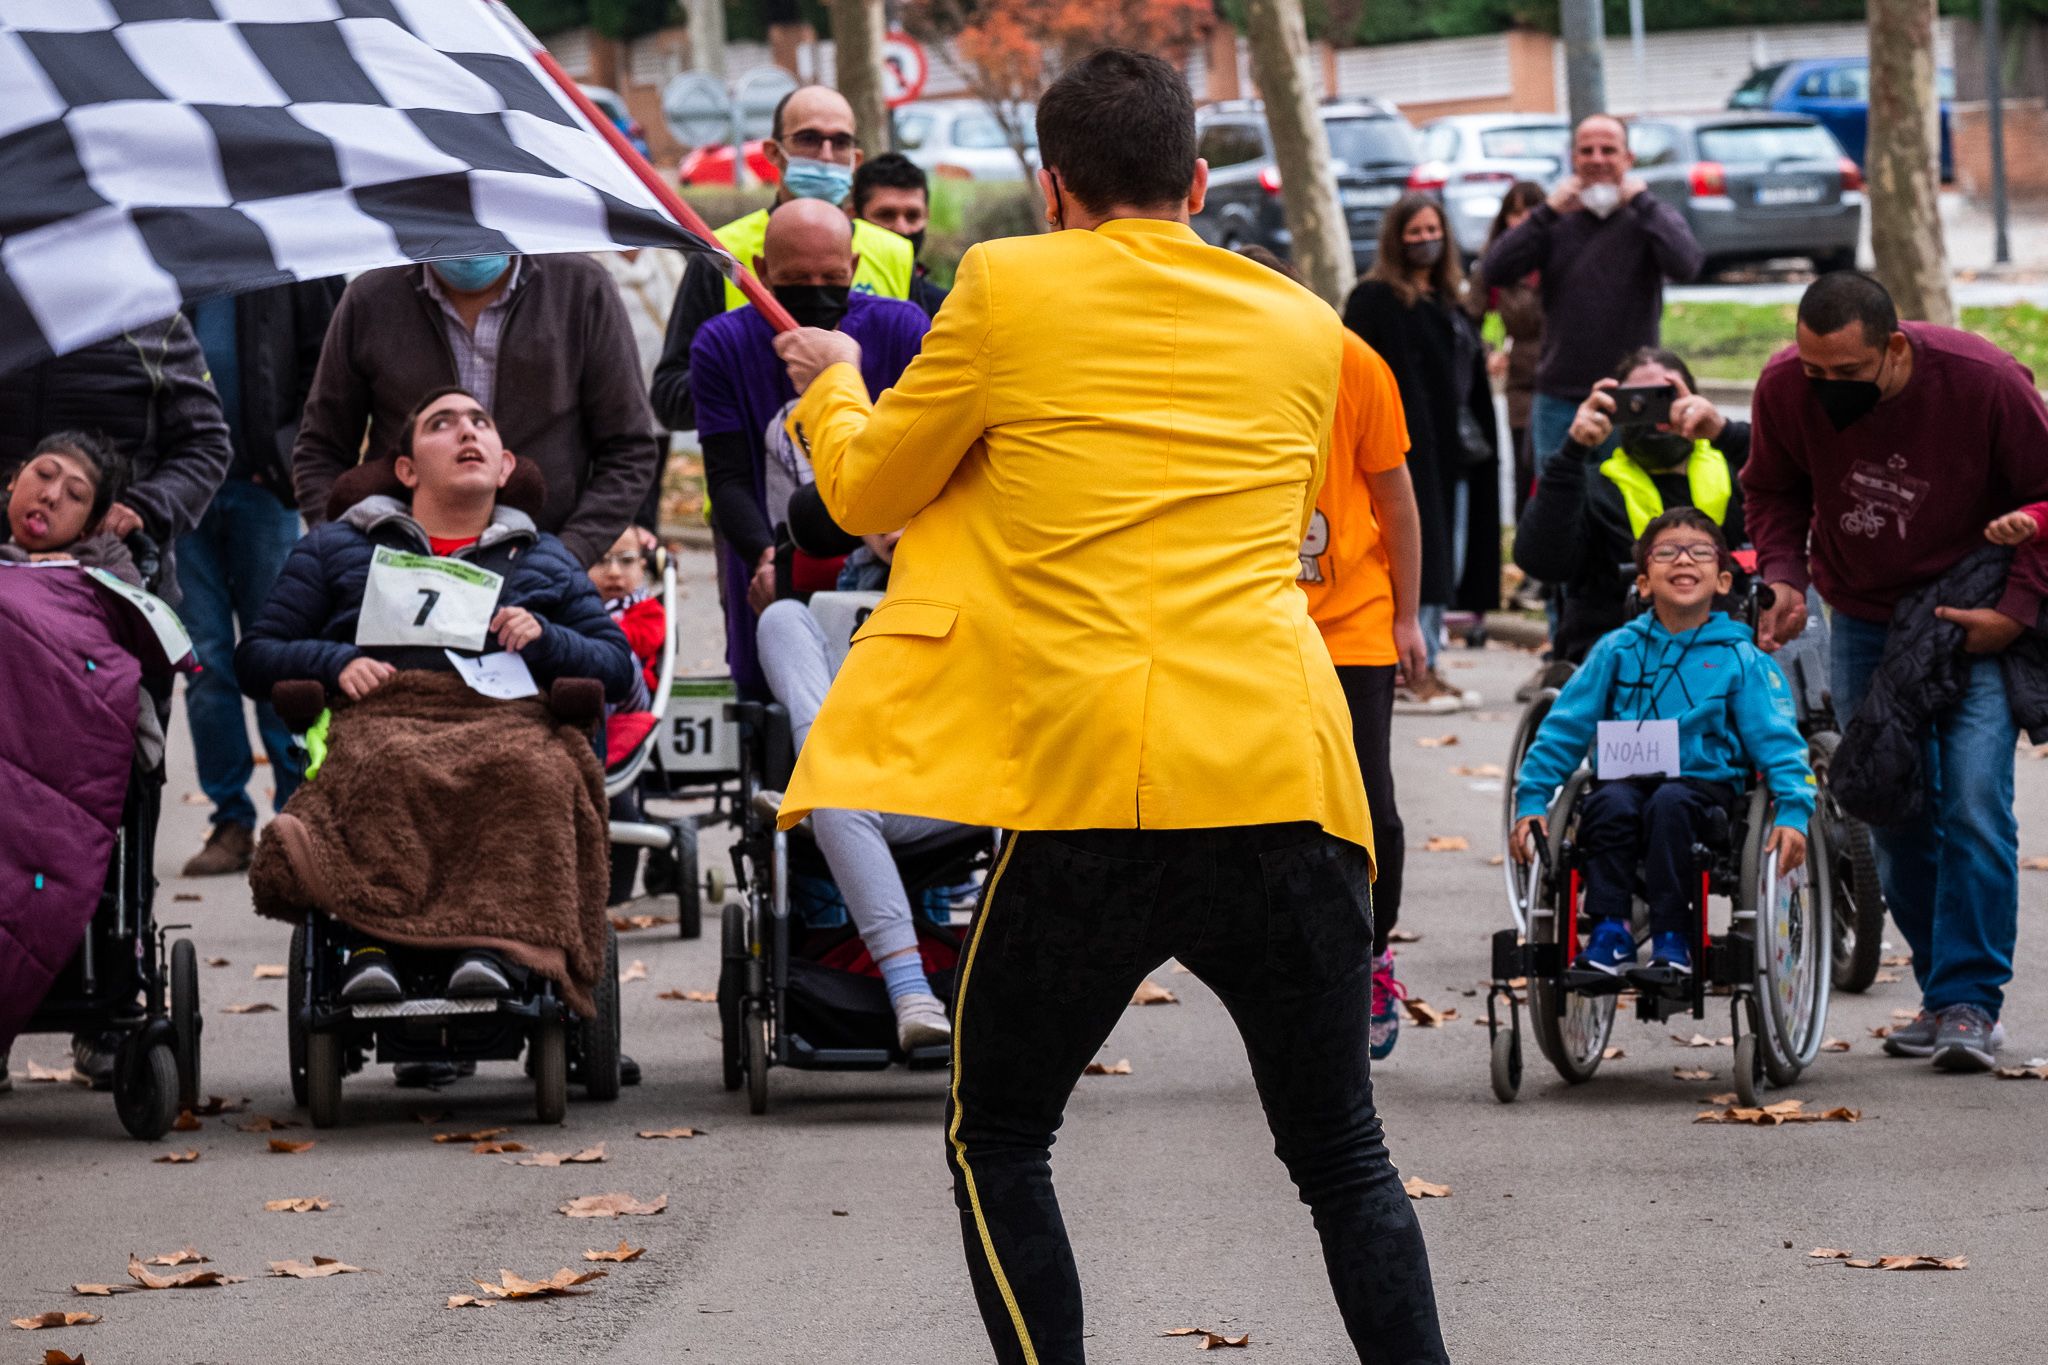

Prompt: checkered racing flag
[0,0,715,375]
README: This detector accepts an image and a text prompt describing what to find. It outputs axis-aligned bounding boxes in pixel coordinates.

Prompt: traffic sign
[881,30,928,108]
[661,71,731,148]
[734,65,798,141]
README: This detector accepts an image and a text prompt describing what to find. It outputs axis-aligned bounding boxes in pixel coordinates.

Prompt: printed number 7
[413,587,440,627]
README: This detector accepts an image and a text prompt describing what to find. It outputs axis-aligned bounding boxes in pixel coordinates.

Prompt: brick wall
[1953,99,2048,199]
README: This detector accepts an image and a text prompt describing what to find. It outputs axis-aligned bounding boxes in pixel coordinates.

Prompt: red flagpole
[495,3,798,334]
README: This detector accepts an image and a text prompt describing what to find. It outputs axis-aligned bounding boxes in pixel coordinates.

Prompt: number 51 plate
[661,676,740,773]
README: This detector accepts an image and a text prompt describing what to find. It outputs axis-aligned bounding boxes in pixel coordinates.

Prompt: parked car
[1627,113,1862,275]
[1729,58,1953,182]
[893,100,1038,181]
[1190,98,1421,271]
[1412,114,1571,257]
[677,140,779,187]
[580,84,650,161]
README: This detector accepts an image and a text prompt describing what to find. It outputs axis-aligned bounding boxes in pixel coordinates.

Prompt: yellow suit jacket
[778,218,1371,857]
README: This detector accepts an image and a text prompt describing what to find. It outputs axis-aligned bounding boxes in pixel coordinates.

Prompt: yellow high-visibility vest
[1600,441,1732,538]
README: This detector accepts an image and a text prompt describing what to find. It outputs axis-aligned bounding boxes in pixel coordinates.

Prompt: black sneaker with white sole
[1881,1008,1940,1058]
[338,947,403,1004]
[1931,1004,2004,1073]
[445,952,511,998]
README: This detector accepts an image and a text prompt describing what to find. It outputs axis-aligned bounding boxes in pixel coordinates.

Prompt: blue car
[1729,58,1953,182]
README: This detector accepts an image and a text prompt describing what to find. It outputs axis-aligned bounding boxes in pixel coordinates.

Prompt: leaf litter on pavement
[1083,1059,1132,1076]
[619,959,649,984]
[636,1127,705,1140]
[152,1150,199,1164]
[1422,835,1469,853]
[558,1192,667,1218]
[1402,1177,1452,1199]
[1695,1099,1862,1125]
[1130,979,1178,1006]
[10,1312,99,1330]
[125,1255,241,1290]
[1162,1326,1251,1349]
[251,964,286,980]
[1808,1248,1966,1271]
[1672,1067,1717,1081]
[583,1241,645,1263]
[656,988,716,1002]
[1402,999,1455,1027]
[433,1127,509,1144]
[264,1198,332,1213]
[222,1002,277,1014]
[463,1267,606,1303]
[512,1145,607,1167]
[268,1138,315,1154]
[268,1257,365,1279]
[143,1247,208,1267]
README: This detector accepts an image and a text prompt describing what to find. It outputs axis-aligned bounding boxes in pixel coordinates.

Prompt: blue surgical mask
[780,156,854,205]
[430,254,512,293]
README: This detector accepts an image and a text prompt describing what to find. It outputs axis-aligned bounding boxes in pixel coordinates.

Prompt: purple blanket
[0,565,149,1053]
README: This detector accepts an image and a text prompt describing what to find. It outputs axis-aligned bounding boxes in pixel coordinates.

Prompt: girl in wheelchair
[1509,509,1814,984]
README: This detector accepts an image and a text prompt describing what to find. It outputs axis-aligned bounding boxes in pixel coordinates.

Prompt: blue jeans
[1830,613,2020,1016]
[175,480,304,828]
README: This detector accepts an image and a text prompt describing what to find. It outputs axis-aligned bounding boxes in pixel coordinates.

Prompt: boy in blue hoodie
[1510,508,1815,980]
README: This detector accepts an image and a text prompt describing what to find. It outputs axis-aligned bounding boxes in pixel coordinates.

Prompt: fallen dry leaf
[1402,1177,1452,1199]
[237,1115,300,1133]
[264,1198,332,1213]
[609,913,676,931]
[172,1110,202,1132]
[636,1127,704,1140]
[251,964,286,980]
[1830,1253,1967,1271]
[1415,733,1459,748]
[24,1059,82,1084]
[2021,857,2048,872]
[1994,1064,2048,1080]
[1083,1058,1132,1076]
[153,1150,200,1164]
[1890,1009,1919,1020]
[267,1257,363,1279]
[189,1095,247,1115]
[1821,1038,1852,1053]
[143,1247,208,1267]
[180,790,207,804]
[1703,1091,1738,1104]
[205,956,230,968]
[1130,979,1179,1006]
[1809,1248,1855,1260]
[473,1267,606,1299]
[473,1140,527,1155]
[1868,1026,1894,1040]
[10,1312,99,1330]
[1403,999,1455,1027]
[1873,971,1903,984]
[619,959,649,983]
[268,1138,315,1155]
[1422,835,1469,853]
[432,1127,509,1144]
[222,1002,276,1015]
[582,1241,645,1263]
[1450,763,1506,778]
[1881,954,1911,967]
[1161,1327,1251,1349]
[66,1286,132,1298]
[656,988,717,1002]
[44,1351,88,1365]
[127,1255,240,1290]
[445,1294,493,1309]
[1601,1046,1625,1060]
[1694,1099,1862,1126]
[1388,928,1421,944]
[1670,1033,1731,1048]
[558,1192,667,1218]
[1486,854,1505,866]
[514,1145,607,1167]
[173,892,201,903]
[1672,1067,1715,1081]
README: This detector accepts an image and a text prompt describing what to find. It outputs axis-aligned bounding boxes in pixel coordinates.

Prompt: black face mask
[906,228,927,261]
[773,282,851,331]
[1403,238,1444,269]
[1621,426,1694,470]
[1808,347,1891,431]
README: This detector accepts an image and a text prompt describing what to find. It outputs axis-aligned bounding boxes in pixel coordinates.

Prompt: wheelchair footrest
[1704,934,1755,987]
[348,997,501,1019]
[1490,929,1564,982]
[1558,967,1632,996]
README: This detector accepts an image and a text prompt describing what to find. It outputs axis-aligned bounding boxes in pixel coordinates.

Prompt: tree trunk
[1241,0,1354,306]
[1867,0,1955,324]
[829,0,890,159]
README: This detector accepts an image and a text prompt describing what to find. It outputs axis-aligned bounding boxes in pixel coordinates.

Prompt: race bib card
[355,548,502,652]
[1595,719,1681,780]
[85,567,193,665]
[444,648,539,700]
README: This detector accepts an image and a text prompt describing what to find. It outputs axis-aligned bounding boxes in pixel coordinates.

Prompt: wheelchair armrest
[272,680,330,733]
[548,677,606,726]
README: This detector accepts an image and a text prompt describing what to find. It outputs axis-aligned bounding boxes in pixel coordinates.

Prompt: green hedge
[1221,0,2039,46]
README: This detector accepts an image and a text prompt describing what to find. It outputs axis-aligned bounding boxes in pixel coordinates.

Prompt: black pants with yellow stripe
[944,824,1447,1364]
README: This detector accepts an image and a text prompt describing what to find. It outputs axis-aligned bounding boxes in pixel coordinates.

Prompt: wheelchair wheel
[581,930,623,1101]
[305,1029,343,1129]
[1733,1031,1762,1109]
[718,902,746,1092]
[287,923,309,1108]
[1501,688,1560,937]
[113,1037,180,1141]
[533,1019,568,1125]
[1526,774,1616,1085]
[1489,1028,1522,1104]
[746,1006,769,1115]
[672,817,702,940]
[170,937,201,1112]
[1809,733,1885,993]
[1740,792,1832,1087]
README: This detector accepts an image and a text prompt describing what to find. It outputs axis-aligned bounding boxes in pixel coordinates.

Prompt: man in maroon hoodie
[1745,271,2048,1074]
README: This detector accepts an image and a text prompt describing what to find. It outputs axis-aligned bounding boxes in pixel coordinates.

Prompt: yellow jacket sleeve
[792,245,993,535]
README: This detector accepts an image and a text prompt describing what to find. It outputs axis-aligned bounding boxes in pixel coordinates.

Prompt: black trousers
[1335,664,1405,955]
[944,825,1447,1365]
[1577,778,1734,937]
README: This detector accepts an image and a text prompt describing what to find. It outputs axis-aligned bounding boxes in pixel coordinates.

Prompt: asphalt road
[5,555,2046,1363]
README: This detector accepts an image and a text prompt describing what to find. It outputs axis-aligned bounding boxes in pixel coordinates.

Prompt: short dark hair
[399,385,483,458]
[1035,48,1196,215]
[1798,271,1898,348]
[1610,345,1698,397]
[24,430,125,529]
[1633,506,1729,576]
[1234,243,1301,284]
[852,152,930,216]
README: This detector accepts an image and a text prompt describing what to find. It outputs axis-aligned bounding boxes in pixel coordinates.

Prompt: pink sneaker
[1370,949,1405,1060]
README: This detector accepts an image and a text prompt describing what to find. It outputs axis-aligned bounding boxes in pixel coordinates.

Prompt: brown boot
[181,822,253,877]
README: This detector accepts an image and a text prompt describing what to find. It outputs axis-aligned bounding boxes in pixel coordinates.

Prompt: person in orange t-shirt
[1243,245,1426,1059]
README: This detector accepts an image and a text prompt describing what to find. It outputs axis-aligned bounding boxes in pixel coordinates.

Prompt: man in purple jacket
[1481,114,1705,469]
[1746,271,2048,1074]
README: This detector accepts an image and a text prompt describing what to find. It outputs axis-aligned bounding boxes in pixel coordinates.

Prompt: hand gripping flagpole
[489,1,799,334]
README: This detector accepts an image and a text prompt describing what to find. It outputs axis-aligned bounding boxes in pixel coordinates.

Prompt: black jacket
[186,279,343,504]
[908,266,949,320]
[649,256,725,433]
[1516,421,1751,663]
[236,495,636,705]
[1831,544,2048,826]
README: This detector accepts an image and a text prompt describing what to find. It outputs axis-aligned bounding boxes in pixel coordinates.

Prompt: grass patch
[1660,300,2048,385]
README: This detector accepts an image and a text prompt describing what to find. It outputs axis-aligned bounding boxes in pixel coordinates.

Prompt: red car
[678,141,780,187]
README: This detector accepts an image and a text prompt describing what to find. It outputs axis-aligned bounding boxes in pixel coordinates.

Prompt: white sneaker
[893,992,952,1051]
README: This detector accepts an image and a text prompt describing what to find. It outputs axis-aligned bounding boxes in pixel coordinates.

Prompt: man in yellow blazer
[773,49,1447,1365]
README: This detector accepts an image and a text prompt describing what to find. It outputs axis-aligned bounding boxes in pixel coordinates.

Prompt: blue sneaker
[1574,918,1637,976]
[1648,932,1693,976]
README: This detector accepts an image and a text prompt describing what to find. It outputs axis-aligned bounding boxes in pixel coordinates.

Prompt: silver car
[1627,113,1861,274]
[1414,114,1571,257]
[893,100,1038,182]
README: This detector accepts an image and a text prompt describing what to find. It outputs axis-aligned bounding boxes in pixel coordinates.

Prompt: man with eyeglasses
[651,85,914,433]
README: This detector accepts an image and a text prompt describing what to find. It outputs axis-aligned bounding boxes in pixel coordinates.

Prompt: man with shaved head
[688,197,929,693]
[1482,112,1705,473]
[651,84,915,431]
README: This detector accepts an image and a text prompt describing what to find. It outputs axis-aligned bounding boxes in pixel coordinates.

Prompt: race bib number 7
[355,547,503,652]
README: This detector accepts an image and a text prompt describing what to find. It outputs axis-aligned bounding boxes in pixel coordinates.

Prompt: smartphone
[1611,383,1676,426]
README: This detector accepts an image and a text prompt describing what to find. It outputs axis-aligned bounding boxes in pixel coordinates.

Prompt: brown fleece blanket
[249,671,609,1015]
